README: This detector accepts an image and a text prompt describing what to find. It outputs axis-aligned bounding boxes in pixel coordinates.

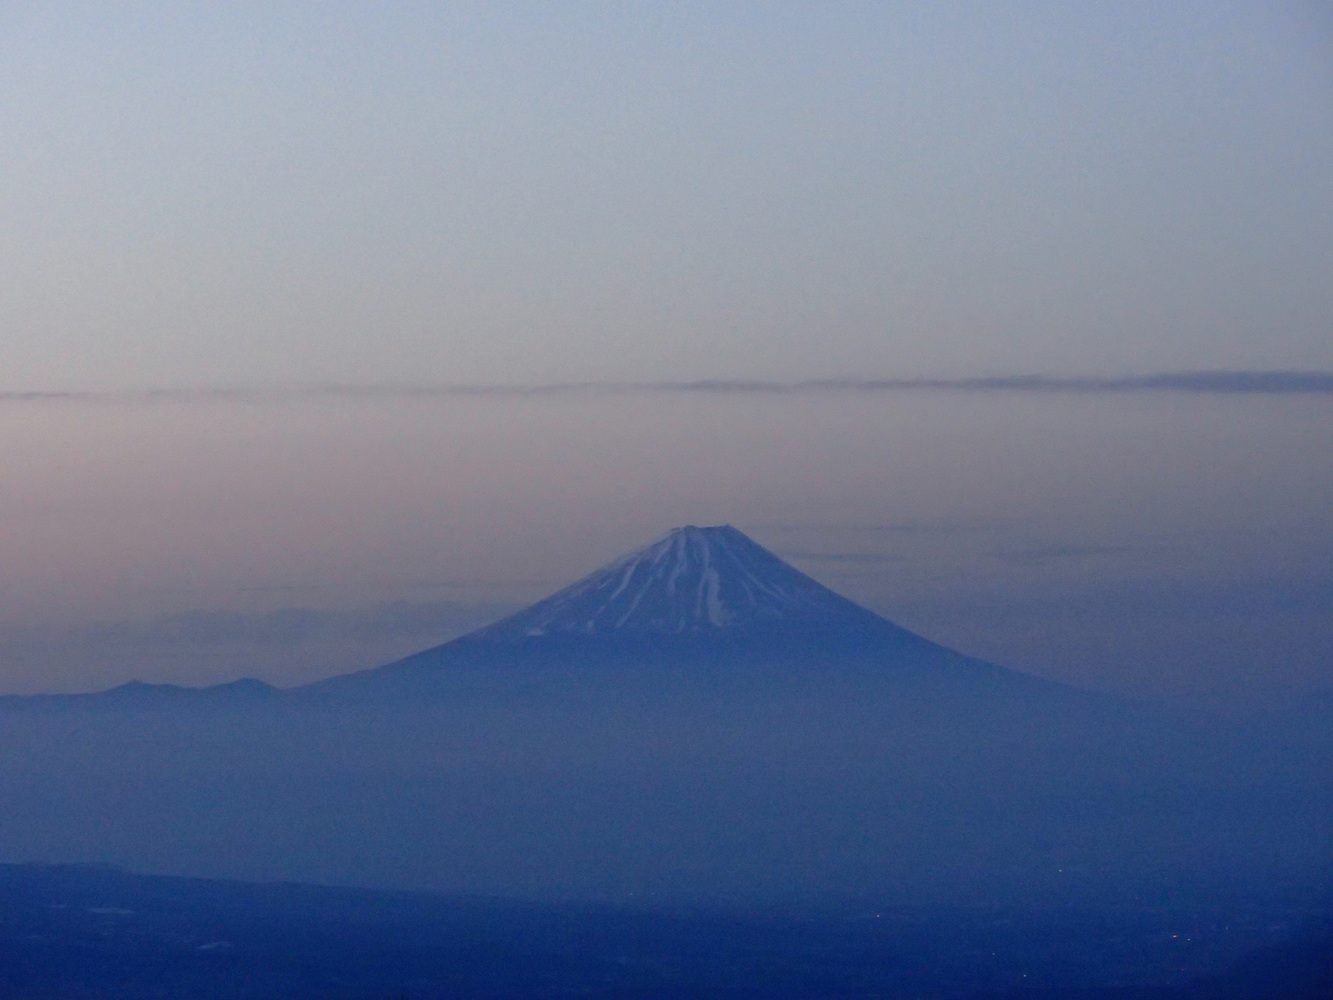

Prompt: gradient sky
[0,2,1330,705]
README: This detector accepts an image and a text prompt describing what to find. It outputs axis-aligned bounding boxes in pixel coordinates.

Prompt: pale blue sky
[0,3,1329,704]
[2,1,1330,387]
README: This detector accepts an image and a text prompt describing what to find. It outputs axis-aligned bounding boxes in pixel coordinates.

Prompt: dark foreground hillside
[0,864,1327,1000]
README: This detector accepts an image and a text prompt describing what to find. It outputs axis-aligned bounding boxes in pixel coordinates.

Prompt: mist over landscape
[1,2,1329,997]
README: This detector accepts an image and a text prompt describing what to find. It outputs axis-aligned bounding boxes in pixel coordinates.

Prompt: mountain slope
[301,525,993,701]
[470,524,894,639]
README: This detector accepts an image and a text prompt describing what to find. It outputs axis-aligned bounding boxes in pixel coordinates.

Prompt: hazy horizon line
[4,370,1332,404]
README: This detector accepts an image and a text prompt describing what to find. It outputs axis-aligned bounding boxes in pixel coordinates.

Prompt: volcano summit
[470,524,896,638]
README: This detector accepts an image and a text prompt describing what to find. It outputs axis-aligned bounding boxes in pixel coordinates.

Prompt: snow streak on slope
[472,525,889,639]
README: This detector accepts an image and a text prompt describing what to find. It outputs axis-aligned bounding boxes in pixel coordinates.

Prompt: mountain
[302,524,994,701]
[469,524,895,638]
[0,526,1326,910]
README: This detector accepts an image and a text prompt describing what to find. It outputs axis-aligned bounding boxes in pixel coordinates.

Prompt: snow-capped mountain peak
[470,525,889,640]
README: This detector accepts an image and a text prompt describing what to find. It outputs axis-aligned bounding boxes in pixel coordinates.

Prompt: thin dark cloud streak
[3,371,1332,405]
[746,520,1017,536]
[989,544,1190,564]
[778,551,906,564]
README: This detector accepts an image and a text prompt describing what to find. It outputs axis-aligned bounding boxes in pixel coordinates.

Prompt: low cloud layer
[80,600,517,647]
[0,601,519,694]
[3,371,1333,405]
